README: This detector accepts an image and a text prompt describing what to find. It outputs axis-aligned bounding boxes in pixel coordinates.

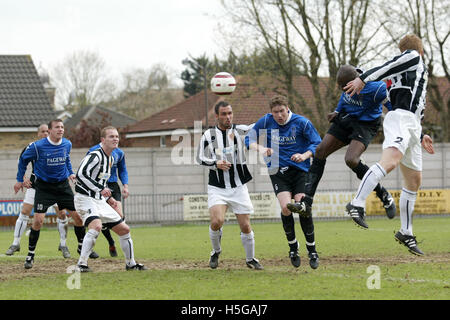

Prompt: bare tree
[51,50,116,113]
[221,0,388,134]
[106,63,184,119]
[381,0,450,141]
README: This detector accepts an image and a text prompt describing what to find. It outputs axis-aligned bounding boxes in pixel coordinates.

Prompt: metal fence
[123,193,186,224]
[2,188,449,228]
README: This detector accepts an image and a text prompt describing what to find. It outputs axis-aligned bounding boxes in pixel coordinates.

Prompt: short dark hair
[214,101,231,114]
[337,65,359,89]
[269,95,289,109]
[48,119,63,129]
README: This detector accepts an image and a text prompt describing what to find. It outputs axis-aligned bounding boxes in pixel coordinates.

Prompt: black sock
[281,213,297,251]
[28,228,40,256]
[102,228,115,246]
[74,226,86,251]
[305,157,327,203]
[299,216,316,253]
[352,160,384,199]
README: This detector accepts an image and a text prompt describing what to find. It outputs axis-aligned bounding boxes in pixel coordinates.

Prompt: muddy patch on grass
[1,252,449,281]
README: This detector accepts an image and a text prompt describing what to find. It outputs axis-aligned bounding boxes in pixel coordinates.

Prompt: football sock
[209,226,222,253]
[304,157,326,203]
[57,217,68,247]
[299,216,316,253]
[119,233,136,267]
[28,228,40,257]
[74,226,86,252]
[240,231,255,262]
[399,188,417,236]
[352,163,386,208]
[78,229,98,266]
[13,213,29,246]
[281,213,298,251]
[101,227,115,246]
[351,161,385,200]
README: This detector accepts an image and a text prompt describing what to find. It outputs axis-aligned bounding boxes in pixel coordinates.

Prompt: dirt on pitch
[1,252,450,281]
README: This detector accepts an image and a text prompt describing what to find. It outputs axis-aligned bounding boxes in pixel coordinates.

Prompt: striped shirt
[197,124,253,189]
[360,49,427,120]
[75,147,114,200]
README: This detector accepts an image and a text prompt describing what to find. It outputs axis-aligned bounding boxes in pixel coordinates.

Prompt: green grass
[1,217,449,300]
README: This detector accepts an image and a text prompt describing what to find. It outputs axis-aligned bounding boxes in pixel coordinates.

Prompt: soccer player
[75,126,147,272]
[344,34,435,255]
[14,119,97,269]
[246,95,321,269]
[197,101,263,270]
[88,140,129,257]
[287,65,396,223]
[7,124,72,258]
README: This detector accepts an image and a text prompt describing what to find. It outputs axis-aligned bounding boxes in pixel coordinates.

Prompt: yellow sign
[183,193,280,221]
[183,189,450,220]
[366,189,450,215]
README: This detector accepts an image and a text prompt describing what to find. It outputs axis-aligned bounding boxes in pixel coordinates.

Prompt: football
[210,72,236,95]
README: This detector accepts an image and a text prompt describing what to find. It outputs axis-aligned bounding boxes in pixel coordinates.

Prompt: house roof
[126,75,331,134]
[0,55,56,128]
[64,105,137,132]
[127,74,449,135]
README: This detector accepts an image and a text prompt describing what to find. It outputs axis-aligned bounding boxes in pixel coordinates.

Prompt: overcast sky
[1,0,225,84]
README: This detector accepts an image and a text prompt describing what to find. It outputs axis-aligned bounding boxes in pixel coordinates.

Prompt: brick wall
[0,132,35,150]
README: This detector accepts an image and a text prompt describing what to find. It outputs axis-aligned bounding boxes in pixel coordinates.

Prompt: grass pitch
[0,216,449,300]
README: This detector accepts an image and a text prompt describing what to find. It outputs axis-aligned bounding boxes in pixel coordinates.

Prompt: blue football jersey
[335,81,390,121]
[17,137,74,183]
[246,111,322,172]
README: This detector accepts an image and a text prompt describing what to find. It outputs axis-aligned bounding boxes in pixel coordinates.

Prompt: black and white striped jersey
[360,49,428,120]
[75,147,113,199]
[197,124,253,189]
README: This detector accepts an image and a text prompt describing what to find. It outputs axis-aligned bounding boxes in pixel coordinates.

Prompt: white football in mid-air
[210,72,236,95]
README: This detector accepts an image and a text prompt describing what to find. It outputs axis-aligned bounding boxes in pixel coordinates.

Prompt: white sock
[119,233,136,267]
[241,231,255,262]
[77,229,99,266]
[57,217,68,247]
[352,163,386,208]
[209,226,222,253]
[399,188,417,236]
[13,214,29,246]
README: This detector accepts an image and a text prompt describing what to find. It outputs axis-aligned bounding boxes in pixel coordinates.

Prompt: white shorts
[382,109,422,171]
[23,188,35,205]
[207,184,254,214]
[74,193,122,226]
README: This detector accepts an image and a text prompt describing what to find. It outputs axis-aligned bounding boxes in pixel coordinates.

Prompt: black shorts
[34,179,75,213]
[107,182,122,202]
[269,167,308,196]
[328,113,381,148]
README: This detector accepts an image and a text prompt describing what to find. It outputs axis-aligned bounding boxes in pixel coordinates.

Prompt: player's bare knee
[32,216,44,229]
[210,219,224,230]
[240,223,252,234]
[281,207,291,216]
[88,220,102,233]
[344,156,359,169]
[112,222,130,236]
